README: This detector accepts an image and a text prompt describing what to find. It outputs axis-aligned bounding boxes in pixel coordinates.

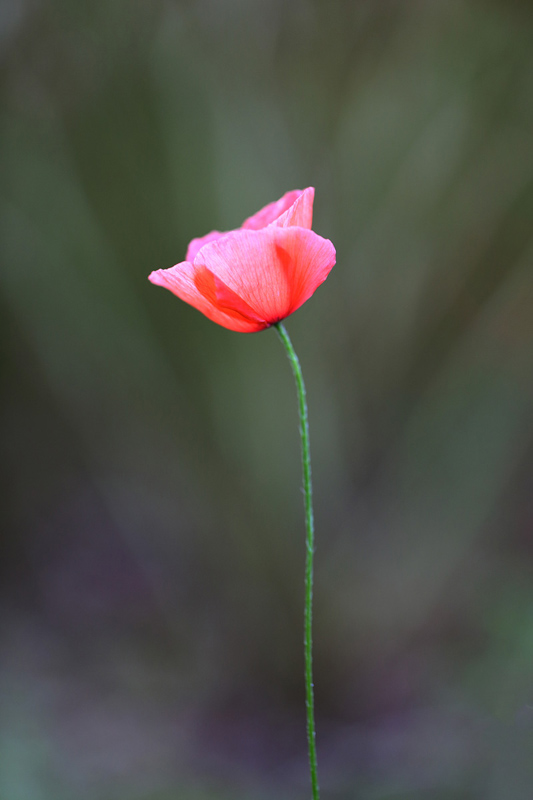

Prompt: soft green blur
[1,1,533,798]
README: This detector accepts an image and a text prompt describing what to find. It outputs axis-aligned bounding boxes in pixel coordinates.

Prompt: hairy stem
[275,322,320,800]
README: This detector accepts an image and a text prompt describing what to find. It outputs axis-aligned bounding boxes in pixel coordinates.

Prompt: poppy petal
[194,225,335,324]
[272,186,314,230]
[241,189,307,230]
[149,262,267,333]
[185,230,226,263]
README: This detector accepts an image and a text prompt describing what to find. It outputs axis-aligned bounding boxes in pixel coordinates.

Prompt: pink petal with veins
[194,224,335,326]
[241,188,312,230]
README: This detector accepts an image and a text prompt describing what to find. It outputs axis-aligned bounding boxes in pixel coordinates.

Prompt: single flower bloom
[149,187,336,332]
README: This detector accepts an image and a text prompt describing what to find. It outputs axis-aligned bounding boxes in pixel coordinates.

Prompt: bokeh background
[2,1,533,798]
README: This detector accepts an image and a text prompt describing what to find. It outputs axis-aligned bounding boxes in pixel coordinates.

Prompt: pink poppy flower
[149,187,336,333]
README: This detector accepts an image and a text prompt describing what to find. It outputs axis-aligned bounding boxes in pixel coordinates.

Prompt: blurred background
[1,1,533,798]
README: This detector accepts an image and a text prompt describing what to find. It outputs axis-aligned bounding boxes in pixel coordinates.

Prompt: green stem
[275,321,320,800]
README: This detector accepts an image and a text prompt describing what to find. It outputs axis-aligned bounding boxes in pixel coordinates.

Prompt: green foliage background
[1,1,533,798]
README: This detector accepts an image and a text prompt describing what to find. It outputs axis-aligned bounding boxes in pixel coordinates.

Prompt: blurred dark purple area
[1,1,533,798]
